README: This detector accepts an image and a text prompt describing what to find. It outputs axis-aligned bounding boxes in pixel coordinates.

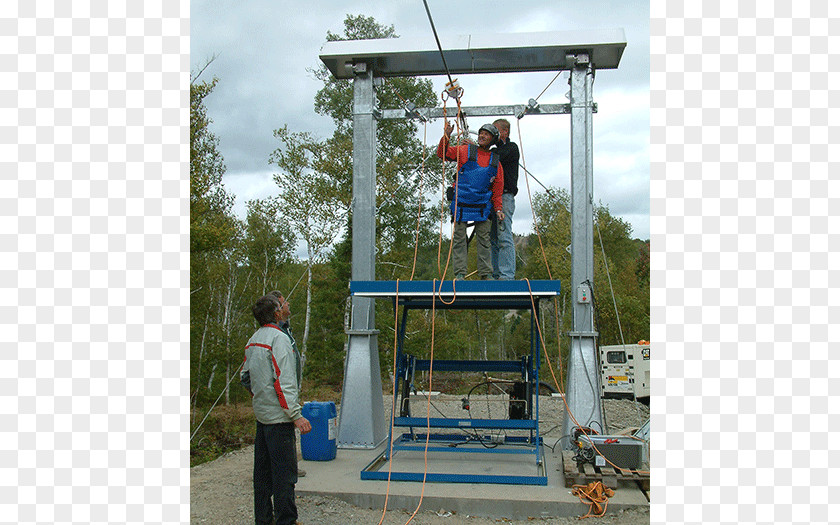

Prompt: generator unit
[600,341,650,402]
[573,433,647,470]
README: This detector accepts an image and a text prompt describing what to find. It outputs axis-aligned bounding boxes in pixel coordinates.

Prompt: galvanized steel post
[561,55,604,449]
[336,64,387,448]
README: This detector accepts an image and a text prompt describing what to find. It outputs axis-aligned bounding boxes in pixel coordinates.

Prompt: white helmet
[478,123,500,140]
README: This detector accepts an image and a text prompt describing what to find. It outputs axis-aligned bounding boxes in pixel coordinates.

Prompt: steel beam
[337,64,386,449]
[561,55,604,449]
[378,103,590,121]
[320,29,626,79]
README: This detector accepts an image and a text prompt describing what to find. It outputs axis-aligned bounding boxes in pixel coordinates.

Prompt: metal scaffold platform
[351,279,561,485]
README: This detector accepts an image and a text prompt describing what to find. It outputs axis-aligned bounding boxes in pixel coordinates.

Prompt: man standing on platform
[490,118,519,280]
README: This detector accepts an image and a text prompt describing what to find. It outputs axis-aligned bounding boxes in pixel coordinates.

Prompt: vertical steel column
[561,54,604,449]
[337,64,387,448]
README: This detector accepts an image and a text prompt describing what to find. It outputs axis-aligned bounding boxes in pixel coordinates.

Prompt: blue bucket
[300,401,337,461]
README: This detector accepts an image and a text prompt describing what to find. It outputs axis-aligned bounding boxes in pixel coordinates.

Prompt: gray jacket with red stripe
[240,323,302,424]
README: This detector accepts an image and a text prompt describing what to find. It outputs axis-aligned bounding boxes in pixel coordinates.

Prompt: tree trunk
[193,302,212,425]
[222,268,234,406]
[207,363,217,391]
[262,248,269,292]
[302,248,313,365]
[225,361,230,405]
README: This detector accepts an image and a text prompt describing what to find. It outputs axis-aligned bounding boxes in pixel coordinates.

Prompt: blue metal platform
[353,279,562,486]
[350,279,562,310]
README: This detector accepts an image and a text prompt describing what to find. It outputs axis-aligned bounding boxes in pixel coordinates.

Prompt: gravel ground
[191,396,649,524]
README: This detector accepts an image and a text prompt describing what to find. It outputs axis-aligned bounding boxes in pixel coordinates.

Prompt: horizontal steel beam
[393,417,538,430]
[379,103,599,121]
[411,359,525,373]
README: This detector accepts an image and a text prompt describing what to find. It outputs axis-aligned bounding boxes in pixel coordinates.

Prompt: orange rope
[402,279,438,525]
[571,481,614,518]
[517,118,553,280]
[436,91,464,283]
[377,279,401,525]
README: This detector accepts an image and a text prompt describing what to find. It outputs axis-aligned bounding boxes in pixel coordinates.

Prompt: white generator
[600,341,650,402]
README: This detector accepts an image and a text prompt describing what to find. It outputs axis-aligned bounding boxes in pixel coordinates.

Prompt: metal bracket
[568,331,599,337]
[403,101,426,122]
[345,329,380,336]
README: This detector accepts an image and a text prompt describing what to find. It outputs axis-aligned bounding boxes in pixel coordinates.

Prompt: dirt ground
[191,396,650,524]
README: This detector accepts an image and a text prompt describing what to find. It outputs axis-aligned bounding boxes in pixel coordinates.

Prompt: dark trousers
[254,421,298,525]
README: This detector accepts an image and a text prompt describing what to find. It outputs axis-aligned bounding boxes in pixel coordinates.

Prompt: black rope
[421,0,453,85]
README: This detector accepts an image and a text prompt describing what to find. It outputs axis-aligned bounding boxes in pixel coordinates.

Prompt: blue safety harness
[450,145,499,223]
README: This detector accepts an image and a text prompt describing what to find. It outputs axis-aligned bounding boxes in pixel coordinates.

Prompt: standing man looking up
[490,118,520,280]
[241,294,311,525]
[437,120,505,280]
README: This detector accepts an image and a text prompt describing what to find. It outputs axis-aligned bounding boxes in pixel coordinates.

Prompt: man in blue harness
[437,121,505,280]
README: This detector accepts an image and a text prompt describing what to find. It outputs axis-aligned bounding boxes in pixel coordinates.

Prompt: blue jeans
[490,193,516,279]
[254,421,298,525]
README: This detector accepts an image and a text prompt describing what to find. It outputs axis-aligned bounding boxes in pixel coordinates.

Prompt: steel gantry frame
[319,29,626,451]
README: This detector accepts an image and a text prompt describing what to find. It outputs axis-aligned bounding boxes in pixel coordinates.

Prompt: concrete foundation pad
[296,442,648,520]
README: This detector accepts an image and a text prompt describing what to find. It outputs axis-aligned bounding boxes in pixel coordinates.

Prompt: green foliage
[190,404,256,467]
[270,125,346,261]
[521,187,651,353]
[190,76,236,255]
[244,197,295,292]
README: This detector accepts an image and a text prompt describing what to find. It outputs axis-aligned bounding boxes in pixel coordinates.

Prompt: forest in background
[190,16,650,431]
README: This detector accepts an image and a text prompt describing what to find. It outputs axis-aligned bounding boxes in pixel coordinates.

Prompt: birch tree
[270,126,345,363]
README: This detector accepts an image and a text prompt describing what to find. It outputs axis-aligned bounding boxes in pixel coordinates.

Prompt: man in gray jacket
[241,294,311,525]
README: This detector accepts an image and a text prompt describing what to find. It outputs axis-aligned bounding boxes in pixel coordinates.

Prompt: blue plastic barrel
[300,401,337,461]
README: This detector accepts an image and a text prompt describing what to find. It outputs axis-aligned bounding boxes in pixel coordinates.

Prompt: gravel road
[191,396,650,524]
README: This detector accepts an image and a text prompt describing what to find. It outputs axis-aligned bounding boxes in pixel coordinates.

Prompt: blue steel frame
[352,280,561,485]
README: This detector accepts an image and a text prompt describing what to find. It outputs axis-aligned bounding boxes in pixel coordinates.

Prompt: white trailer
[600,341,650,402]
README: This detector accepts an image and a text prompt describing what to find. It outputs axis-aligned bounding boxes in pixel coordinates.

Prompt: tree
[244,197,296,292]
[190,68,240,410]
[311,14,441,268]
[519,188,651,385]
[190,74,236,256]
[289,15,443,385]
[270,126,346,363]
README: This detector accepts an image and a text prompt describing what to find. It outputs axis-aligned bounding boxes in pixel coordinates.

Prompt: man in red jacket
[437,120,505,280]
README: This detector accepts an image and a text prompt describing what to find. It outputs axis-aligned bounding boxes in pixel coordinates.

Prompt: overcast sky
[190,0,650,252]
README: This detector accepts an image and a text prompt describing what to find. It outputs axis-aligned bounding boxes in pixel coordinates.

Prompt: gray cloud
[192,0,650,241]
